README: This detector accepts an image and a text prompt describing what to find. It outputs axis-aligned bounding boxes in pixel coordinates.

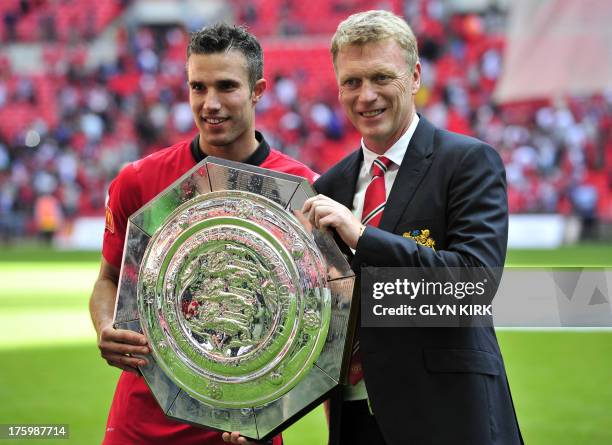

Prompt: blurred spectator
[572,183,598,239]
[34,193,63,243]
[3,10,17,42]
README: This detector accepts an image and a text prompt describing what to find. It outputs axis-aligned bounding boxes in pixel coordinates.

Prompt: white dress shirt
[344,114,419,402]
[351,114,420,221]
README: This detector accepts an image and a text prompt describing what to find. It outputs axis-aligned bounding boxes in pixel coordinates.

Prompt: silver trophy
[113,157,356,441]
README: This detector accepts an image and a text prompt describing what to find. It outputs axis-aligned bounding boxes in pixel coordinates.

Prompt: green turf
[0,343,118,444]
[0,245,102,263]
[506,244,612,266]
[1,245,611,444]
[498,331,612,445]
[1,243,610,265]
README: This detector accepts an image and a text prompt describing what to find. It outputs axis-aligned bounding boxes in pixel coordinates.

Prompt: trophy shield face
[114,157,356,440]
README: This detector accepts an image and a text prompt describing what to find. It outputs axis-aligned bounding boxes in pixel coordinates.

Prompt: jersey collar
[190,131,270,166]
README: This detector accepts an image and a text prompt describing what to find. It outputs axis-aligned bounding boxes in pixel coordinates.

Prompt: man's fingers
[292,209,312,232]
[105,328,148,346]
[99,340,150,356]
[104,352,148,369]
[105,352,148,367]
[302,195,320,213]
[99,327,149,356]
[302,194,330,213]
[318,214,339,229]
[96,324,150,372]
[222,431,251,444]
[110,361,141,375]
[312,204,336,228]
[230,431,249,444]
[304,195,336,226]
[302,197,313,213]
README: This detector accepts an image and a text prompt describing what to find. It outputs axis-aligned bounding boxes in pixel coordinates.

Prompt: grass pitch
[0,244,611,444]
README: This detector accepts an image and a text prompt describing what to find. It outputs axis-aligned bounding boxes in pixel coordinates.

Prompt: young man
[90,24,317,445]
[304,10,523,445]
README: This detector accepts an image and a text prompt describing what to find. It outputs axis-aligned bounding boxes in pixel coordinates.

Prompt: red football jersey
[102,133,317,445]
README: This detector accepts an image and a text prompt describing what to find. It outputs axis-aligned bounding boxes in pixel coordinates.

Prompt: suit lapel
[322,149,362,260]
[379,117,436,232]
[332,149,362,209]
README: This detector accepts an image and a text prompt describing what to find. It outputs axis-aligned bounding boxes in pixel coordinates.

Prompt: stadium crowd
[0,0,610,241]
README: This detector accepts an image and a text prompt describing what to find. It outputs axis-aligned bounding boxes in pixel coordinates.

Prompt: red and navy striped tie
[348,155,393,385]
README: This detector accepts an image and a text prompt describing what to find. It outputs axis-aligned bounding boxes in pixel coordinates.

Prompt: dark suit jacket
[315,117,523,445]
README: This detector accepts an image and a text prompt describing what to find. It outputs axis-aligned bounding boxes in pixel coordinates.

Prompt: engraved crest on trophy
[113,157,356,441]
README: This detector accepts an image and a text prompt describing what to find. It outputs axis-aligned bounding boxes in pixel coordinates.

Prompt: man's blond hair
[331,10,419,71]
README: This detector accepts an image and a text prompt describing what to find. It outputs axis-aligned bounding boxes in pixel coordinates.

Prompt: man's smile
[359,109,386,118]
[202,116,229,125]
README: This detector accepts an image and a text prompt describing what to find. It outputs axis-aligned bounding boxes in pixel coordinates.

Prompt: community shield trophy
[113,157,356,441]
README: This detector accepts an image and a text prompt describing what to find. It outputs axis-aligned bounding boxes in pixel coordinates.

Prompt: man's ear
[411,61,421,95]
[252,78,267,103]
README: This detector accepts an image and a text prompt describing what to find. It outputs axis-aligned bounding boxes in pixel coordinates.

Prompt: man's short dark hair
[187,23,263,91]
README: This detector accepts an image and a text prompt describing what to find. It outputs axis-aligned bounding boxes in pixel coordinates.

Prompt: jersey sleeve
[266,150,320,184]
[102,163,143,269]
[300,166,320,185]
[286,158,319,184]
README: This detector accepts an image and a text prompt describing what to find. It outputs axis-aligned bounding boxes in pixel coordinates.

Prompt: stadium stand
[1,0,125,42]
[0,0,610,242]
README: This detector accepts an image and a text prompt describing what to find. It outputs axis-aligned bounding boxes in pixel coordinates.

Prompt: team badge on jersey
[105,206,115,234]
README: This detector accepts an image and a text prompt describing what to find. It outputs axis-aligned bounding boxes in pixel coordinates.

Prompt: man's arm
[89,258,150,373]
[304,142,508,269]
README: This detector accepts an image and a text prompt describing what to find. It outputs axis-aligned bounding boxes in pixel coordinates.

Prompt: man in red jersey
[89,23,317,445]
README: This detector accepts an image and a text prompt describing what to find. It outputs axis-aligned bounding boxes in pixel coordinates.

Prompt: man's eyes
[343,75,391,87]
[218,82,238,91]
[343,79,360,88]
[189,82,238,92]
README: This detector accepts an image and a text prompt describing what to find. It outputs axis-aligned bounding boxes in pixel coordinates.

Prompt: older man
[90,23,316,445]
[304,10,523,445]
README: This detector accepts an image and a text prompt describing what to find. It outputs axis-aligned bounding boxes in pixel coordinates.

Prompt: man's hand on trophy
[303,194,362,249]
[221,431,259,444]
[97,323,150,374]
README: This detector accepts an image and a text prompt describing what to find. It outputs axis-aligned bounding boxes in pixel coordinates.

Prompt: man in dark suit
[303,10,523,445]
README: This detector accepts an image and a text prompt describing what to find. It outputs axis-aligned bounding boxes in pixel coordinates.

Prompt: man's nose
[358,81,377,103]
[204,90,221,111]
